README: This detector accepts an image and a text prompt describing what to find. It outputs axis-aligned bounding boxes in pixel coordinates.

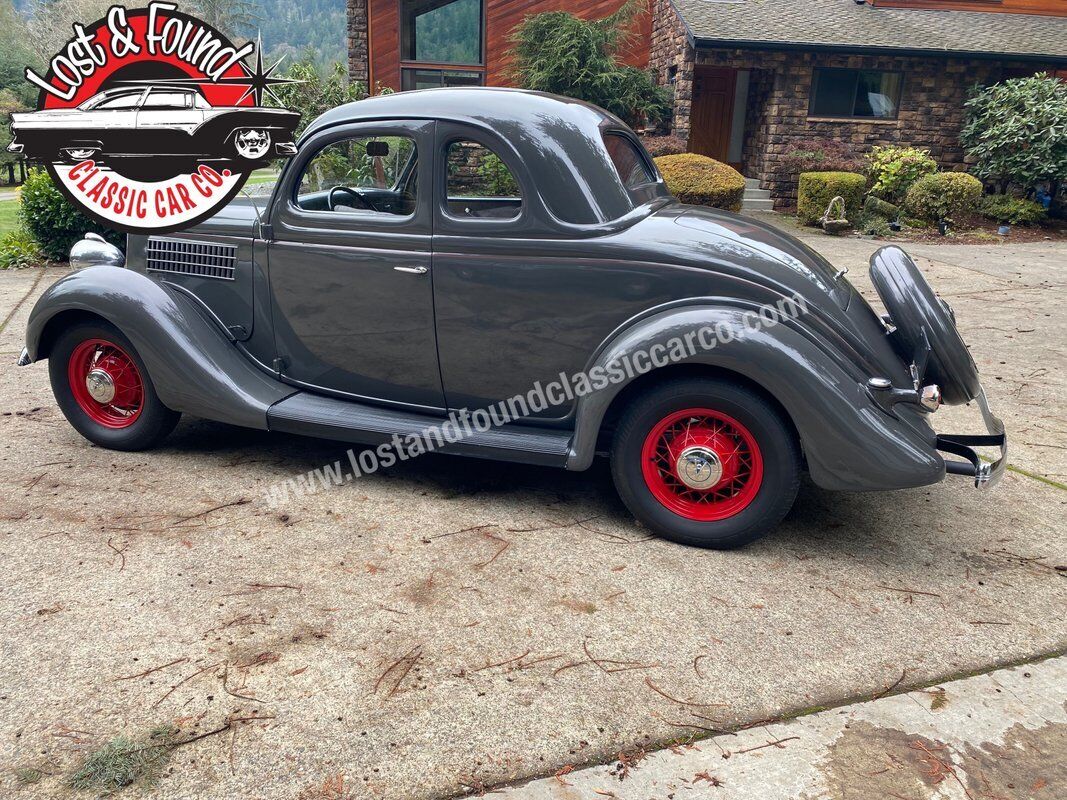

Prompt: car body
[16,88,1006,548]
[8,86,299,175]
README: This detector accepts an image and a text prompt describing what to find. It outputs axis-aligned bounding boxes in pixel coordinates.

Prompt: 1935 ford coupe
[17,88,1006,548]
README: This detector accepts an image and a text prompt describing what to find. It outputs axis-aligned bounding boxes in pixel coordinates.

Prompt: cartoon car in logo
[8,85,299,178]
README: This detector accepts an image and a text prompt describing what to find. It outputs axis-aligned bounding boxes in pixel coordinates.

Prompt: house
[346,0,1067,208]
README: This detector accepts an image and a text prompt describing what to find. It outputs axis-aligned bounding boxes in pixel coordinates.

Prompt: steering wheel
[328,185,375,212]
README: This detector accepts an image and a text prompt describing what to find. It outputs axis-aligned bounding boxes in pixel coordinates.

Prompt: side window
[604,133,656,189]
[296,135,418,216]
[445,139,522,219]
[96,92,143,110]
[142,90,191,109]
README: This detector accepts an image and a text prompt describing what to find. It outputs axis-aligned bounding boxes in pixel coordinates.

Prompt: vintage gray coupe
[17,88,1006,548]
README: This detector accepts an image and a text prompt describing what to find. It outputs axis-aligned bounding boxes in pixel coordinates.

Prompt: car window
[142,91,191,109]
[92,92,144,110]
[296,135,417,216]
[445,139,522,220]
[604,133,656,189]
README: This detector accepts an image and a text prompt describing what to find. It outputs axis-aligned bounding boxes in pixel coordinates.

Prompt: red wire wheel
[66,338,145,429]
[640,407,764,521]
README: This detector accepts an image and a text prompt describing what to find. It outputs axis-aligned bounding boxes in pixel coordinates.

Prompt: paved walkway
[502,656,1066,799]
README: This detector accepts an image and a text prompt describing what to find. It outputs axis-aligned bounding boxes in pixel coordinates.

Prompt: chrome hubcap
[675,445,723,490]
[85,368,116,404]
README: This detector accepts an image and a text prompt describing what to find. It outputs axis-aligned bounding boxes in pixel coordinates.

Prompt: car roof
[301,87,664,226]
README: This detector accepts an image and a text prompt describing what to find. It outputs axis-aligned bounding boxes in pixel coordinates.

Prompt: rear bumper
[935,387,1007,488]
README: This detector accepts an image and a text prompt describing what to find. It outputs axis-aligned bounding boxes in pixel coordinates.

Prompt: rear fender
[568,305,944,491]
[24,266,293,430]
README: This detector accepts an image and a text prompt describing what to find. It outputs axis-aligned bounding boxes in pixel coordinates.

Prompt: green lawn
[0,198,20,237]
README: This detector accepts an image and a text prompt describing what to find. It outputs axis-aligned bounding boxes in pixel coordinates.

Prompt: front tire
[610,377,800,549]
[49,321,180,451]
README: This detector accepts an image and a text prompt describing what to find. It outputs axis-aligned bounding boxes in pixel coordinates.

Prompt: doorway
[689,66,747,170]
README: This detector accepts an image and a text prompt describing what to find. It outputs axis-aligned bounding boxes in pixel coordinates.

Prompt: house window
[400,68,483,91]
[400,0,482,63]
[809,68,902,119]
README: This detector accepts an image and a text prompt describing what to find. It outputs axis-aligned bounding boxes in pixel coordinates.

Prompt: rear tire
[610,377,800,549]
[49,320,180,451]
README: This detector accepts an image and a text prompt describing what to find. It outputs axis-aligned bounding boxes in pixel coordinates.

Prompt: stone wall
[647,3,1032,209]
[648,0,693,139]
[347,0,369,85]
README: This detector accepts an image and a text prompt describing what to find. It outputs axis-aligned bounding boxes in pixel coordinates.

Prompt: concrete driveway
[0,226,1064,799]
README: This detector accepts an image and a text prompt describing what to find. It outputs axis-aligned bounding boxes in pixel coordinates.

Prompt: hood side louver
[146,237,236,281]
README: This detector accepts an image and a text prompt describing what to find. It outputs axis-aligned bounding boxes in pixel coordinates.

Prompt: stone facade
[648,0,1034,209]
[347,0,369,85]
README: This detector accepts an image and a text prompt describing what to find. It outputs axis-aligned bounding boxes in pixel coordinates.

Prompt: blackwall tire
[49,321,180,451]
[610,377,801,549]
[870,246,980,405]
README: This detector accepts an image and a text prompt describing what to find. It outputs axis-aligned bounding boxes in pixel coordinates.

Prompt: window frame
[284,125,428,228]
[398,0,487,89]
[808,67,904,121]
[434,124,530,233]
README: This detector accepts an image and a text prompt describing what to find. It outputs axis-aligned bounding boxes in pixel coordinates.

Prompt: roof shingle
[671,0,1067,60]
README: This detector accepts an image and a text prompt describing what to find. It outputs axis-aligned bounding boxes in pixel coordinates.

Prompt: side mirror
[366,140,389,158]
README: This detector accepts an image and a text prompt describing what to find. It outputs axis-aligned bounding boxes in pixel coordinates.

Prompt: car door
[268,119,444,410]
[136,88,204,135]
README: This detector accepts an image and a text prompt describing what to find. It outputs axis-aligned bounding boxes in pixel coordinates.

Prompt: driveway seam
[464,645,1067,799]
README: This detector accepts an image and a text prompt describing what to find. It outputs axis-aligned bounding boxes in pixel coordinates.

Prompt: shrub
[863,195,900,220]
[961,74,1067,191]
[867,145,937,204]
[978,194,1047,225]
[0,228,41,269]
[855,213,891,238]
[654,154,745,211]
[796,171,867,226]
[510,0,671,127]
[269,60,366,135]
[640,135,687,158]
[904,172,983,221]
[20,169,123,261]
[781,139,865,175]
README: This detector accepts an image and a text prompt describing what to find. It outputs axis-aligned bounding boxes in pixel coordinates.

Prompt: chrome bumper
[935,388,1007,489]
[17,347,30,367]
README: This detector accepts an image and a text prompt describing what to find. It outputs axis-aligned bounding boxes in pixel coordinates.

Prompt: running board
[267,392,572,467]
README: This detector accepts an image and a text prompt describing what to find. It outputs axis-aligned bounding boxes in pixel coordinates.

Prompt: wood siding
[369,0,651,91]
[870,0,1067,16]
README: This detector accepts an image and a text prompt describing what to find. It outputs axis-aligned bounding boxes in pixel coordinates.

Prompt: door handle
[393,266,428,275]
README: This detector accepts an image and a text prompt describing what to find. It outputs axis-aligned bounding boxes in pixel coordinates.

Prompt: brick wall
[648,1,1034,209]
[347,0,369,84]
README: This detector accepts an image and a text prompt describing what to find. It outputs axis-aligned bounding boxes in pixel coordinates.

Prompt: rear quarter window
[603,133,657,189]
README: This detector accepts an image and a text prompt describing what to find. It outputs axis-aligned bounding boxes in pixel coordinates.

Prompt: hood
[671,206,850,310]
[183,196,262,239]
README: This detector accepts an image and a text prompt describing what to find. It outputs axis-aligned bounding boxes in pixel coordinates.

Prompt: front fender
[24,266,293,430]
[567,306,944,492]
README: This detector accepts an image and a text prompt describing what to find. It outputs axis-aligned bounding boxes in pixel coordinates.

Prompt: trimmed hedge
[653,153,745,212]
[904,172,983,222]
[640,135,687,158]
[978,194,1047,226]
[797,171,866,226]
[20,168,123,261]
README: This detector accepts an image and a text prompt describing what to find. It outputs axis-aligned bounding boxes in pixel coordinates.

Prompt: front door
[267,119,445,410]
[689,67,736,163]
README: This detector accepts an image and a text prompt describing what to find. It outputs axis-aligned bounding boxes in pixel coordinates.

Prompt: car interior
[294,135,523,219]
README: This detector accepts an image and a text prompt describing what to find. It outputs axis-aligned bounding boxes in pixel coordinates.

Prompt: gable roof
[671,0,1067,61]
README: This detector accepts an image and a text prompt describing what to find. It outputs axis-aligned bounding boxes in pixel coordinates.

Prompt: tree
[961,74,1067,194]
[269,58,366,135]
[191,0,261,40]
[508,0,671,129]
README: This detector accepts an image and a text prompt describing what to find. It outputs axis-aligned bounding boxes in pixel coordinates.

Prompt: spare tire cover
[870,246,980,406]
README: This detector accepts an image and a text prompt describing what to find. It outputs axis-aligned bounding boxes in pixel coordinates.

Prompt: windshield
[79,90,144,111]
